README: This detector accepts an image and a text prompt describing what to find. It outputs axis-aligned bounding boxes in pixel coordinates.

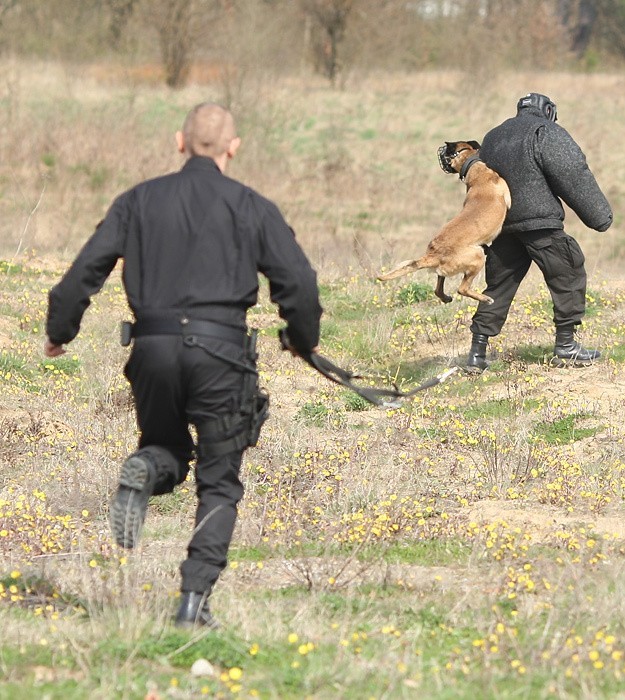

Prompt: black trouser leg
[470,234,532,337]
[181,336,247,593]
[124,336,194,494]
[524,230,587,327]
[125,333,249,594]
[179,449,244,592]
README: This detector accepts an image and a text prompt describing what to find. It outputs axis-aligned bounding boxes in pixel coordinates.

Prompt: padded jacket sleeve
[537,125,613,232]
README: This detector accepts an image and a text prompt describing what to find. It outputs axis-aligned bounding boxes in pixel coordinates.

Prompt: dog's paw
[484,296,494,305]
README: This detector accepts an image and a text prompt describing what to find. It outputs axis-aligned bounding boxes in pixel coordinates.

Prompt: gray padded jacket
[479,107,613,235]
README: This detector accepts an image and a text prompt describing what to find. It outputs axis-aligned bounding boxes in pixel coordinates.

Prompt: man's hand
[278,328,319,357]
[44,338,66,357]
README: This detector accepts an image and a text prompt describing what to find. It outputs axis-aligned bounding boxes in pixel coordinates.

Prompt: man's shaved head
[181,102,237,159]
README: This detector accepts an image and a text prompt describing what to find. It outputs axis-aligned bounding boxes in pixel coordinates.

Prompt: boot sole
[550,356,595,368]
[174,617,220,630]
[465,364,488,375]
[109,456,154,549]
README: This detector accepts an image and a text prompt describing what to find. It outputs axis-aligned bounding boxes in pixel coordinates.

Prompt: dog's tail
[377,256,432,281]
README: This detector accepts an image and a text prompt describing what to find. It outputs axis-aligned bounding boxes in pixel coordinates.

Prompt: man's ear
[227,136,241,159]
[175,130,185,154]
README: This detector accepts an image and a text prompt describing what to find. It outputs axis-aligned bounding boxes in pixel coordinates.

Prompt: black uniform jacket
[46,156,322,353]
[479,108,613,235]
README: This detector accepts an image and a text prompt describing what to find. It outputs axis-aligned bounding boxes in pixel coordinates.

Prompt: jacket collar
[182,155,222,173]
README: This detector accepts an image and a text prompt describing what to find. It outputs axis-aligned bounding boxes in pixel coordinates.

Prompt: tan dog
[378,141,511,304]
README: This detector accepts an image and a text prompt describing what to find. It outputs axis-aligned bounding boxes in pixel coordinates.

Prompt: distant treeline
[0,0,624,86]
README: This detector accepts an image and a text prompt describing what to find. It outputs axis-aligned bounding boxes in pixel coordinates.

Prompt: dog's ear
[468,140,481,150]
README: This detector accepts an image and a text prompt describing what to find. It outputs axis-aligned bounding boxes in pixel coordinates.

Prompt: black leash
[279,329,459,408]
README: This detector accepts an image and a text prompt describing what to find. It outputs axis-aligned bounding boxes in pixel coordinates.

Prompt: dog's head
[437,141,481,174]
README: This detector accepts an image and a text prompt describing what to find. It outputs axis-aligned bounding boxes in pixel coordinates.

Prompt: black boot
[109,454,157,549]
[466,333,490,373]
[552,325,600,367]
[174,591,219,629]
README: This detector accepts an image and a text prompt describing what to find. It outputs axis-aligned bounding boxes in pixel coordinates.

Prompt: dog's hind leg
[457,270,494,304]
[456,248,494,304]
[435,275,453,303]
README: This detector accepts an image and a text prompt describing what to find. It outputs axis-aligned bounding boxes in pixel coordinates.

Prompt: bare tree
[103,0,137,48]
[153,0,194,87]
[140,0,228,89]
[557,0,598,57]
[301,0,353,85]
[592,0,625,58]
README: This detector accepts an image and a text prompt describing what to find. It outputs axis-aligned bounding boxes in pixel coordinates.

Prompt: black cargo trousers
[123,332,249,593]
[470,228,587,337]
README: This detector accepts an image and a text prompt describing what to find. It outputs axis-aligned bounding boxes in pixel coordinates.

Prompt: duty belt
[130,317,245,345]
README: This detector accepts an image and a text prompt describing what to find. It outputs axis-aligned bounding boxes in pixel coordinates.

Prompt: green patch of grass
[229,544,274,561]
[341,389,371,412]
[607,343,625,362]
[69,163,110,190]
[411,424,448,440]
[0,680,83,700]
[319,287,375,324]
[0,573,86,613]
[318,318,342,345]
[41,152,56,168]
[138,630,249,668]
[0,351,43,393]
[375,539,471,566]
[461,397,541,421]
[343,211,378,232]
[39,355,81,376]
[0,350,32,378]
[296,401,332,427]
[395,281,433,306]
[585,288,613,316]
[0,641,57,669]
[0,260,24,275]
[392,358,452,388]
[443,368,504,396]
[532,413,601,445]
[139,97,187,130]
[359,128,376,140]
[512,344,553,364]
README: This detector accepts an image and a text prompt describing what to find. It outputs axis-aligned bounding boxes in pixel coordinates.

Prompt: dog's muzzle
[438,145,457,174]
[438,144,473,174]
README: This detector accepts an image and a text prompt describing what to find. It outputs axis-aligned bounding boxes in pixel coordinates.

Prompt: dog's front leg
[435,275,453,303]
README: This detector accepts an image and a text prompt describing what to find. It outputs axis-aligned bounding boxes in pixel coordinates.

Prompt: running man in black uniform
[45,102,322,627]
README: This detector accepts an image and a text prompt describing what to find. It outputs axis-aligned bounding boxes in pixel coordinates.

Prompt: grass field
[2,64,625,699]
